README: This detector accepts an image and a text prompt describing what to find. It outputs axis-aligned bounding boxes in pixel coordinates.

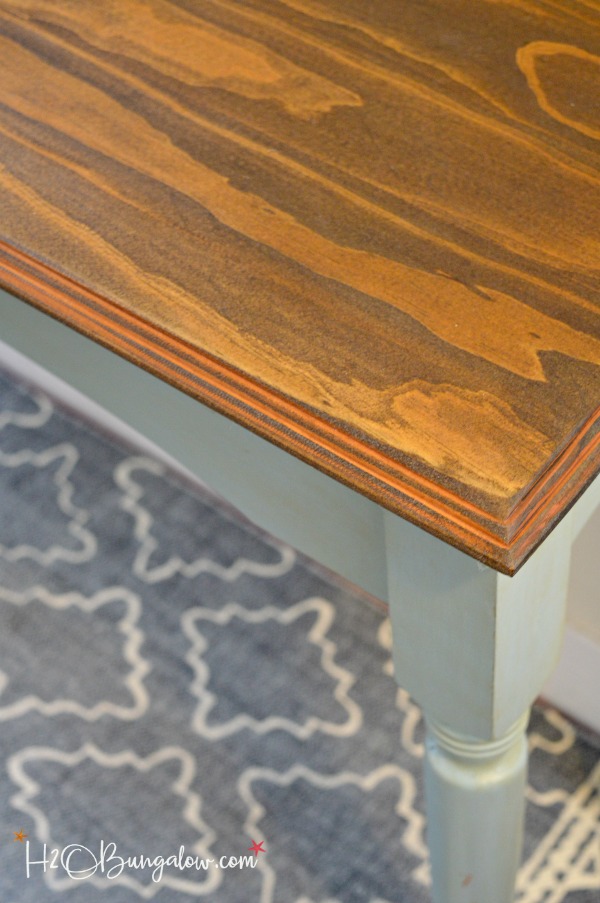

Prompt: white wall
[542,502,600,732]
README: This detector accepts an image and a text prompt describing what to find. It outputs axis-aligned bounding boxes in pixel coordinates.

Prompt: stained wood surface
[0,0,598,573]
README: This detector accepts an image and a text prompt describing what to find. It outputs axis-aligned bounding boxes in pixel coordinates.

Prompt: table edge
[1,240,597,575]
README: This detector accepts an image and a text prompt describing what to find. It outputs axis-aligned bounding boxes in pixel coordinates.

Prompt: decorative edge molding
[0,241,598,575]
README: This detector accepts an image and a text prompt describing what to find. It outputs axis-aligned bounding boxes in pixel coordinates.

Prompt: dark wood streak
[0,0,598,573]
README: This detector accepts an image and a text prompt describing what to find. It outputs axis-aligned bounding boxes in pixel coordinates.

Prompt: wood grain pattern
[0,0,598,573]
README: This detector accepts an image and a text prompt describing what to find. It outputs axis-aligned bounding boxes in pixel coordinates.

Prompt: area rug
[0,365,598,903]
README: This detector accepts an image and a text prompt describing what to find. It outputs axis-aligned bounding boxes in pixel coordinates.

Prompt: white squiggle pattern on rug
[517,757,600,902]
[526,708,576,807]
[115,457,296,583]
[0,389,52,432]
[238,762,429,903]
[0,585,150,721]
[529,709,576,758]
[8,743,220,898]
[377,619,424,758]
[0,442,96,564]
[183,597,362,739]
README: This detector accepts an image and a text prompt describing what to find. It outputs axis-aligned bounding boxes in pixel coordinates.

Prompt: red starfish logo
[248,839,266,857]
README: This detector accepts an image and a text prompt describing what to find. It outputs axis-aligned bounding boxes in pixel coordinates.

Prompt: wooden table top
[0,0,598,573]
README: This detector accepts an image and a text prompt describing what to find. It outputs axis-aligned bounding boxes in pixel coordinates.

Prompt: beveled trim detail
[0,242,597,575]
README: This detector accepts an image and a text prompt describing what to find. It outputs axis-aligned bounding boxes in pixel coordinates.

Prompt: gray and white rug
[0,366,598,903]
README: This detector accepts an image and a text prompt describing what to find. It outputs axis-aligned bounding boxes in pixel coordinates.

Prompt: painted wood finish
[385,505,574,901]
[0,0,598,572]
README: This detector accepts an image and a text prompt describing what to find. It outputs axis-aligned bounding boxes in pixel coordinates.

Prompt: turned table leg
[424,714,528,900]
[384,511,573,903]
